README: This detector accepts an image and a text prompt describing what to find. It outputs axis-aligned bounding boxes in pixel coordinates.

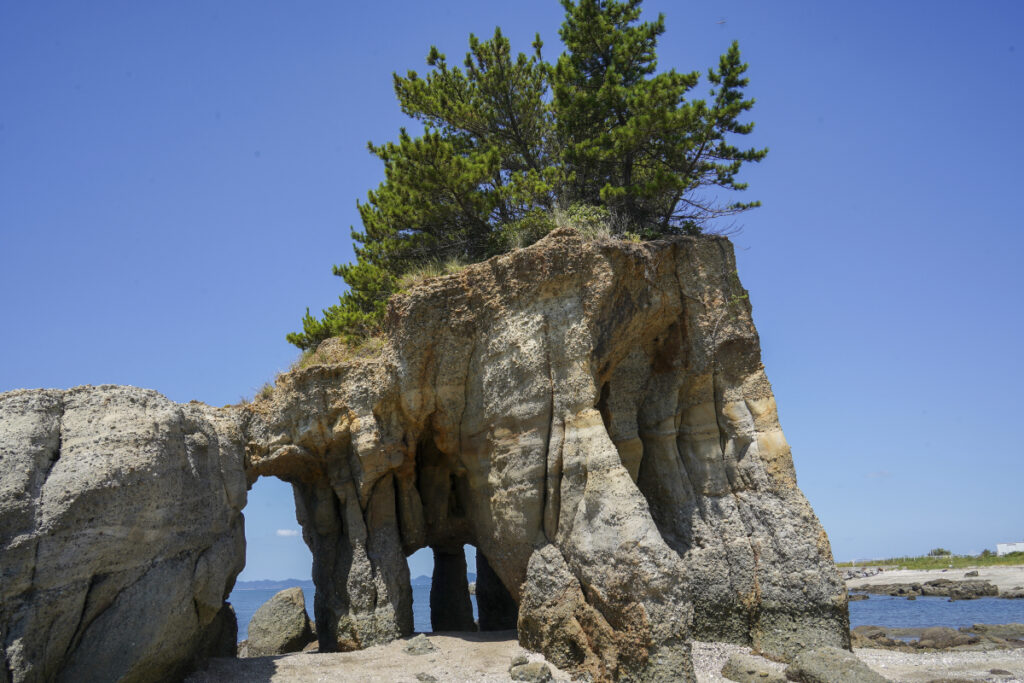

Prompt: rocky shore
[853,578,1000,600]
[846,566,1024,600]
[851,623,1024,651]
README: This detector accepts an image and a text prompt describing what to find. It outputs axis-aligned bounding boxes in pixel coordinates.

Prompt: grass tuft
[291,335,388,371]
[836,551,1024,570]
[396,257,468,292]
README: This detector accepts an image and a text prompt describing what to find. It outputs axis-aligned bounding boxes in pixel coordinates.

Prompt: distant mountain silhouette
[410,573,476,586]
[233,578,314,590]
[237,574,475,590]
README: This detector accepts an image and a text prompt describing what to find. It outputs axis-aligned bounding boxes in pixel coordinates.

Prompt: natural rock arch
[1,231,849,683]
[242,230,849,681]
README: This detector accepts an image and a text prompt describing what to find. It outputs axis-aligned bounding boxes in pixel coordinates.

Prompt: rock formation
[244,229,849,680]
[0,229,848,682]
[0,386,245,683]
[244,587,314,656]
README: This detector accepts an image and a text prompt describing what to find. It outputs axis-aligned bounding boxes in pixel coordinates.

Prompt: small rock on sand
[785,646,888,683]
[721,652,787,682]
[403,634,437,655]
[510,660,553,682]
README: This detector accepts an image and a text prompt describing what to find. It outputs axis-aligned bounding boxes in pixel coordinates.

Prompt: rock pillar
[429,548,476,632]
[477,552,518,631]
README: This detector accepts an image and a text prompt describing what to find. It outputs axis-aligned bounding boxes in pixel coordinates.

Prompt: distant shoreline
[233,574,471,591]
[846,564,1024,598]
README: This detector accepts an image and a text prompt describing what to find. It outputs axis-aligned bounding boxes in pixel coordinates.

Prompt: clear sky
[2,1,1021,581]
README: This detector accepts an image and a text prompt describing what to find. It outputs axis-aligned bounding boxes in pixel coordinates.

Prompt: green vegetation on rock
[288,0,766,350]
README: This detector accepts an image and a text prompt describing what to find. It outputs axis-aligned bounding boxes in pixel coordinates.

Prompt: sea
[228,582,1023,643]
[230,580,477,642]
[848,594,1024,630]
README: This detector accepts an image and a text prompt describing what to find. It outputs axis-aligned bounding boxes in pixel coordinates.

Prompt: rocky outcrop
[0,229,847,682]
[243,229,849,679]
[0,386,246,683]
[245,587,315,657]
[841,567,882,581]
[851,579,999,600]
[851,623,1024,651]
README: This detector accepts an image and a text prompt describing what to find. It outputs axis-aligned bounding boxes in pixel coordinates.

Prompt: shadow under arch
[246,424,521,652]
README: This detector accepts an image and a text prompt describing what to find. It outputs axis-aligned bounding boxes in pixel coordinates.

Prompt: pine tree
[553,0,766,233]
[288,0,766,351]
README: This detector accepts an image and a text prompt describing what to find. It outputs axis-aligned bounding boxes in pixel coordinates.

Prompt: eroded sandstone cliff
[243,229,849,680]
[0,229,848,683]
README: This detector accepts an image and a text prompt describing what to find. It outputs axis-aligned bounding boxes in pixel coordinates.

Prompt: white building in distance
[996,542,1024,556]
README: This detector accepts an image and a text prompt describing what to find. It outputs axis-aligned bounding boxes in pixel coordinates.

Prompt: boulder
[510,660,554,682]
[721,652,786,682]
[968,623,1024,640]
[850,627,903,650]
[784,646,888,682]
[0,386,246,682]
[245,587,315,656]
[914,626,977,649]
[403,634,437,655]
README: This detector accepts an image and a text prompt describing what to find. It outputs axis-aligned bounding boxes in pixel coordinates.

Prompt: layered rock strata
[244,229,849,680]
[0,386,246,683]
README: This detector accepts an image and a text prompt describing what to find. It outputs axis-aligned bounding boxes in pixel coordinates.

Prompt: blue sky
[2,1,1021,580]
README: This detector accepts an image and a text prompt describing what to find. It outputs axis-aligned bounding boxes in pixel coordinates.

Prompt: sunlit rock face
[0,386,246,683]
[244,229,850,681]
[0,230,847,682]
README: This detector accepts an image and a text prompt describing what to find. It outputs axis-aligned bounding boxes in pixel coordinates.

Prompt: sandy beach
[847,565,1024,595]
[186,634,1024,682]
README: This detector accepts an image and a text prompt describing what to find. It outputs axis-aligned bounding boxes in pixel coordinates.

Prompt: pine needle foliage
[288,0,766,350]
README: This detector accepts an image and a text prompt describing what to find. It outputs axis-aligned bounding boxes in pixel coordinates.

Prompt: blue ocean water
[848,594,1024,629]
[229,583,1023,642]
[230,583,475,641]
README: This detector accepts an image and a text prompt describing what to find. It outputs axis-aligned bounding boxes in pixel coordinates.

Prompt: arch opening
[405,430,520,634]
[231,475,315,644]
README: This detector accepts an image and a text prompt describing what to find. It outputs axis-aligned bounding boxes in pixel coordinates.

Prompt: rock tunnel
[240,232,850,680]
[249,419,524,653]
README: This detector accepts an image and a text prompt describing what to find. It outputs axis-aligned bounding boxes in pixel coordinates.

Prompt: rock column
[476,552,518,630]
[429,548,476,632]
